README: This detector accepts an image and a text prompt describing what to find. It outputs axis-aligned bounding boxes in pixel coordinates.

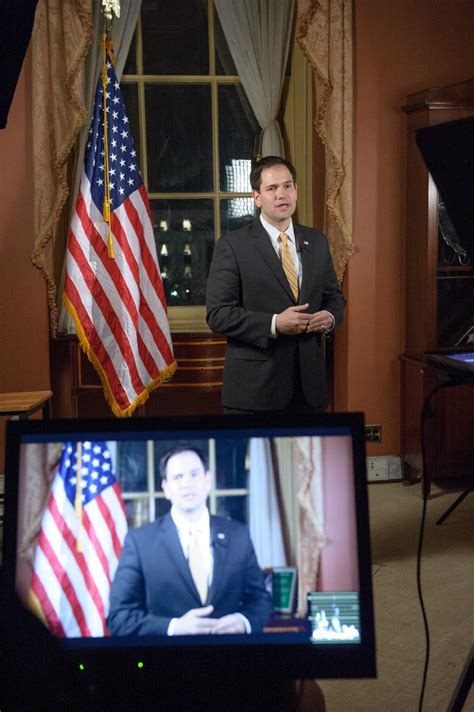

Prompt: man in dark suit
[206,156,346,414]
[108,445,271,636]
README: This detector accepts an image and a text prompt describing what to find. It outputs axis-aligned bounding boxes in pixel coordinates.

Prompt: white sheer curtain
[248,438,287,569]
[214,0,295,157]
[58,0,142,333]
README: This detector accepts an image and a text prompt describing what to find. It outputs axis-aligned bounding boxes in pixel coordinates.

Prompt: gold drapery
[31,0,93,336]
[295,437,325,617]
[296,0,354,283]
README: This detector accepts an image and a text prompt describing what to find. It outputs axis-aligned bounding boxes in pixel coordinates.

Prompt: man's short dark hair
[249,155,297,191]
[158,444,208,480]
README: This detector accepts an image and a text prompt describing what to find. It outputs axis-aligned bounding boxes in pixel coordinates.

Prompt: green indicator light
[79,664,85,671]
[137,661,144,669]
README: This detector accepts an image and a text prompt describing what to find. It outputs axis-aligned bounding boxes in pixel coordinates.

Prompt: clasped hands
[276,304,333,335]
[173,605,246,635]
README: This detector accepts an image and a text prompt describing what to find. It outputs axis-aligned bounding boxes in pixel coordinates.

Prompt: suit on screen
[108,512,272,636]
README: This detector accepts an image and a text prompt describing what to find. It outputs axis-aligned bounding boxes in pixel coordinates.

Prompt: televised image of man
[206,155,346,414]
[108,445,272,636]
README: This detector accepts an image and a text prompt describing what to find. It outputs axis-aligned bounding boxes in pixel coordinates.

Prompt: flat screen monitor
[424,350,474,386]
[3,412,376,700]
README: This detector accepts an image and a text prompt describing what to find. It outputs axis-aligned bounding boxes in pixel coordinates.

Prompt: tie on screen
[188,526,208,604]
[278,232,299,301]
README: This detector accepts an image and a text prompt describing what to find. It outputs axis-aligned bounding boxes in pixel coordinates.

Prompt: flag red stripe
[65,274,131,410]
[98,490,122,558]
[81,508,114,586]
[140,183,154,223]
[48,496,107,631]
[67,230,146,395]
[127,187,167,307]
[31,571,66,638]
[38,531,92,637]
[75,195,161,381]
[110,207,174,364]
[76,193,141,324]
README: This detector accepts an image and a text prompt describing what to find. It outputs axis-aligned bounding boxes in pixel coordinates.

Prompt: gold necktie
[188,526,208,604]
[278,232,299,301]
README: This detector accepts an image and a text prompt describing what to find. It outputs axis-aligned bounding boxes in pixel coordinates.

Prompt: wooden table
[0,390,53,419]
[0,391,53,526]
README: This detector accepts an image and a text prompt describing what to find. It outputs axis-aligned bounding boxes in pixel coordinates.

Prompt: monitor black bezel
[3,412,376,682]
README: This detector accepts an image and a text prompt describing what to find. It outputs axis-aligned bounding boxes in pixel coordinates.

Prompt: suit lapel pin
[217,532,225,539]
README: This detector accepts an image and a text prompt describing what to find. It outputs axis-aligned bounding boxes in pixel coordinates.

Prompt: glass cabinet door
[436,197,474,348]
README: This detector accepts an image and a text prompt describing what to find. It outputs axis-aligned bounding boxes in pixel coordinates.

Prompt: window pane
[214,9,237,75]
[120,82,141,166]
[215,439,248,488]
[215,495,247,524]
[146,85,212,192]
[122,30,137,74]
[220,198,255,235]
[125,498,150,528]
[218,85,259,192]
[141,0,209,75]
[153,438,210,489]
[151,199,214,306]
[117,441,147,492]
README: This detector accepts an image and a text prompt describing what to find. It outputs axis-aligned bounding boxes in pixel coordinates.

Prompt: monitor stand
[446,647,473,712]
[422,353,474,518]
[435,487,472,525]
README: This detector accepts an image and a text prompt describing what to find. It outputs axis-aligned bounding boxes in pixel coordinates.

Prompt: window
[120,0,260,330]
[117,438,249,528]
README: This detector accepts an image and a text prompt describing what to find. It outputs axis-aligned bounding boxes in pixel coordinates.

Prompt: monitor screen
[3,413,375,693]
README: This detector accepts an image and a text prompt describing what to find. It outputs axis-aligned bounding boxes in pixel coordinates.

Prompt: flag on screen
[30,441,128,638]
[63,39,176,417]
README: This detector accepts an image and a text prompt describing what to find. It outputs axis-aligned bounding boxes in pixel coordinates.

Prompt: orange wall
[0,49,50,391]
[335,0,474,456]
[1,2,473,468]
[0,50,50,468]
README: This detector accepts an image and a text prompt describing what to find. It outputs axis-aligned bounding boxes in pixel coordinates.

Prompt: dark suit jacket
[107,513,272,636]
[206,219,346,410]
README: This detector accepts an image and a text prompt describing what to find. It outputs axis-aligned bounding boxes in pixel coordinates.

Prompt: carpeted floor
[317,480,473,712]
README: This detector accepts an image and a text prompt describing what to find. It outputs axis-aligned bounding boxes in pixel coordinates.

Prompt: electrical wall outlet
[365,424,382,443]
[367,457,389,481]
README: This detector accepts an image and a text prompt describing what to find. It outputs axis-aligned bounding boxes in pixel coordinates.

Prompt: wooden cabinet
[401,80,474,485]
[50,334,225,419]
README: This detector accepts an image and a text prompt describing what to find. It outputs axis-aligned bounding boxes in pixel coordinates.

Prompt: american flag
[63,44,176,417]
[31,441,128,638]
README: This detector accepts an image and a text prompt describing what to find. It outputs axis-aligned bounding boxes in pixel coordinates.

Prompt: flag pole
[101,1,114,258]
[101,2,120,257]
[101,35,114,258]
